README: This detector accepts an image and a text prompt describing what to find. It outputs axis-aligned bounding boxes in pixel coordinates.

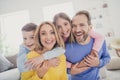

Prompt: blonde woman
[21,21,67,80]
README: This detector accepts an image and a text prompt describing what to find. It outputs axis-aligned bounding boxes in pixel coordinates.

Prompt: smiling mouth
[45,40,54,44]
[75,32,83,37]
[27,44,34,48]
[62,30,69,35]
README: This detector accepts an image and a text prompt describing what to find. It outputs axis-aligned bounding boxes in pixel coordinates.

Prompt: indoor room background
[0,0,120,55]
[0,0,120,80]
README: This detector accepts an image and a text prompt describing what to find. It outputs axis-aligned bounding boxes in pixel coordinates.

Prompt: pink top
[89,29,105,52]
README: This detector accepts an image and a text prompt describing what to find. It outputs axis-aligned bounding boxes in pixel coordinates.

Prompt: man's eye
[57,25,61,29]
[80,24,84,26]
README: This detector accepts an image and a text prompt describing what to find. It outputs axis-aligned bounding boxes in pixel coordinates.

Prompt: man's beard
[75,32,88,43]
[80,34,88,43]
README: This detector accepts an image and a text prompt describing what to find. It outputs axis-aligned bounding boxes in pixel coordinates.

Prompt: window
[43,2,74,21]
[0,10,30,56]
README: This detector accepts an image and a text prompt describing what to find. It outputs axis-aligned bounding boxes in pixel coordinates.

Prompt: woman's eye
[41,33,46,35]
[51,31,55,34]
[30,36,34,39]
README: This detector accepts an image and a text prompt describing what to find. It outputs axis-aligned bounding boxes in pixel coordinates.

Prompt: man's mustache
[75,31,82,34]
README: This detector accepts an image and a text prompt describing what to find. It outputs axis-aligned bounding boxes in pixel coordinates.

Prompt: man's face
[72,14,91,43]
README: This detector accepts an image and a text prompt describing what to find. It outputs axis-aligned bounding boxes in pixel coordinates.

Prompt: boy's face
[22,30,35,50]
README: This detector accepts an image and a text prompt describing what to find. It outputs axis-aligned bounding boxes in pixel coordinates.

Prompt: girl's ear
[89,25,93,29]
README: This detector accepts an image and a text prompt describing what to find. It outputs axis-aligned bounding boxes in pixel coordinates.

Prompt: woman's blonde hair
[34,21,65,54]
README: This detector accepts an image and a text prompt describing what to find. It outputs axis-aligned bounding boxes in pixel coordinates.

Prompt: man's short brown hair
[75,10,91,25]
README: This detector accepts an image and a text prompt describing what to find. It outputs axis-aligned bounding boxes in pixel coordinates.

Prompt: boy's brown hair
[21,23,37,31]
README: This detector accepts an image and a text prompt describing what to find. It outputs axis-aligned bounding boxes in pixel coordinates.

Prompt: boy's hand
[70,63,90,75]
[25,56,44,70]
[77,59,87,68]
[48,58,60,67]
[90,49,98,57]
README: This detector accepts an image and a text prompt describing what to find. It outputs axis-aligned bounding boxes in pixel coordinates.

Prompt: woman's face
[40,24,56,50]
[56,18,71,41]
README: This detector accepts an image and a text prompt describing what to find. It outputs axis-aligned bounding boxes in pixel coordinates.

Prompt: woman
[21,21,67,80]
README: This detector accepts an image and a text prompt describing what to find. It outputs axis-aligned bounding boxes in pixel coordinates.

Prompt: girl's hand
[25,55,44,70]
[48,57,60,67]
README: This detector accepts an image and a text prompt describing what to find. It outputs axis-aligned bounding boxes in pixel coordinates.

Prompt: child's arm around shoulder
[89,29,105,52]
[43,47,65,60]
[27,51,40,59]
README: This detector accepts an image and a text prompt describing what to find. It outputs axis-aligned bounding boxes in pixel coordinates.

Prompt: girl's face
[56,18,71,41]
[40,24,56,50]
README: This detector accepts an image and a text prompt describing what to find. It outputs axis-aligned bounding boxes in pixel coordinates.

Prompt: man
[65,10,110,80]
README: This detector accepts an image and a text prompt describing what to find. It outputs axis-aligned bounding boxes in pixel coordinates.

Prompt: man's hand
[77,59,87,68]
[76,49,98,68]
[84,51,100,67]
[70,63,90,75]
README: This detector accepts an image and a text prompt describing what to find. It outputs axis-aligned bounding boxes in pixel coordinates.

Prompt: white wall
[0,0,120,36]
[0,0,71,24]
[107,0,120,37]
